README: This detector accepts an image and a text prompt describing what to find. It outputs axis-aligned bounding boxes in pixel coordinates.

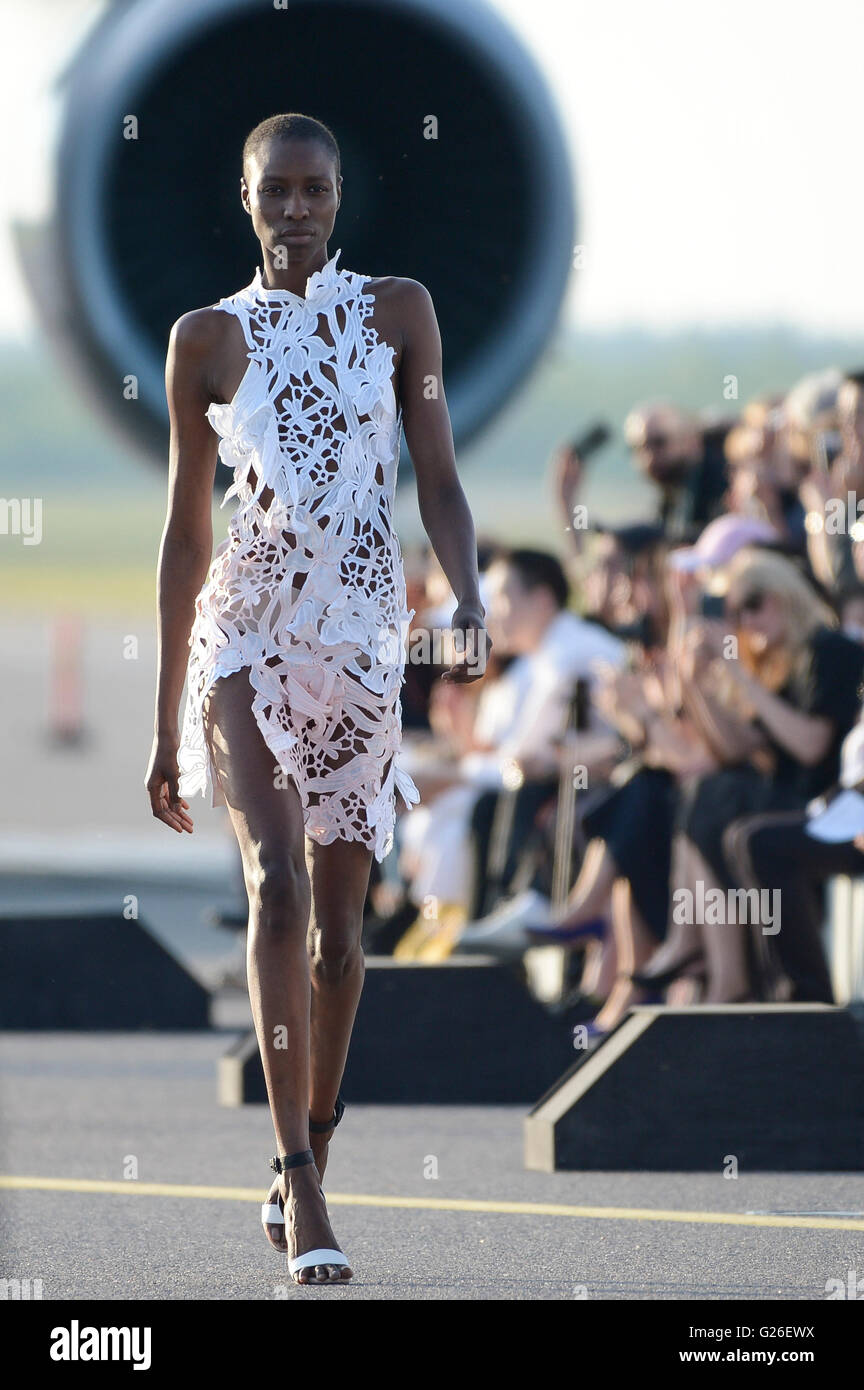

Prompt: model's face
[241,138,341,260]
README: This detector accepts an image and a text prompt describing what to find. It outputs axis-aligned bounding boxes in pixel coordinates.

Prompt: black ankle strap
[269,1147,315,1175]
[309,1092,346,1134]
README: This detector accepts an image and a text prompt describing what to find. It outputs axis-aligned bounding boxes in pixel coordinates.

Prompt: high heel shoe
[631,950,705,990]
[524,916,607,944]
[261,1093,345,1243]
[577,975,666,1044]
[262,1148,351,1284]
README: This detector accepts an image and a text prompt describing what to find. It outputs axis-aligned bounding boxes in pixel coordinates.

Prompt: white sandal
[263,1147,351,1282]
[261,1095,346,1244]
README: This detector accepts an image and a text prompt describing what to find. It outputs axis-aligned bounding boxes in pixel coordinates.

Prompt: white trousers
[399,782,481,908]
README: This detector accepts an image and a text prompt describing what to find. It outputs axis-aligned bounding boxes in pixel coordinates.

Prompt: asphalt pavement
[1,1031,862,1302]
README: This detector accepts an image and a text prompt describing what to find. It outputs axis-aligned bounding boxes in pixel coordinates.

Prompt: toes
[266,1223,287,1251]
[292,1262,351,1284]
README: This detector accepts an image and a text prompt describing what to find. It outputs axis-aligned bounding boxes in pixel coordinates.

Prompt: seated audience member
[505,562,717,1032]
[389,548,625,951]
[722,715,864,1002]
[387,369,864,1013]
[635,547,864,1003]
[460,539,698,1029]
[585,524,669,643]
[474,521,780,1021]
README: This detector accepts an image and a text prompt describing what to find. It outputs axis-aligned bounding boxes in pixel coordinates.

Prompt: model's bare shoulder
[169,304,232,359]
[167,304,241,408]
[363,276,436,361]
[387,276,435,319]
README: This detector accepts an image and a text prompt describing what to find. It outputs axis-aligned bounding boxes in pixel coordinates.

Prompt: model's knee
[247,852,309,927]
[309,920,364,981]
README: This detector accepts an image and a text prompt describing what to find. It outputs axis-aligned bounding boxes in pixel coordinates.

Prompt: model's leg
[203,670,350,1284]
[306,832,373,1179]
[293,681,388,1178]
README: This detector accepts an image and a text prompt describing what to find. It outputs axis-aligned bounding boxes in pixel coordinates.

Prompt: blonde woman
[633,547,864,1001]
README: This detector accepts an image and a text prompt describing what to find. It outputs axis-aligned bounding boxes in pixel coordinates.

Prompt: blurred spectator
[724,715,864,1002]
[398,540,498,730]
[801,369,864,592]
[723,411,806,546]
[376,548,624,954]
[635,547,864,1002]
[623,401,728,541]
[838,582,864,643]
[460,529,687,1017]
[666,513,782,576]
[373,368,864,1023]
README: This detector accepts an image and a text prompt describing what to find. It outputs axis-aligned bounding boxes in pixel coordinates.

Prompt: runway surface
[2,1031,862,1301]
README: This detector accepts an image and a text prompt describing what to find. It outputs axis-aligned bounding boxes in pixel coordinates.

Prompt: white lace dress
[176,248,421,861]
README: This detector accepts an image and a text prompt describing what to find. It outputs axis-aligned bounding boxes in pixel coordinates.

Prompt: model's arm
[398,280,491,684]
[145,309,221,831]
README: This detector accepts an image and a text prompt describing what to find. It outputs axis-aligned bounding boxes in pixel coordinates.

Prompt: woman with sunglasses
[634,546,864,1001]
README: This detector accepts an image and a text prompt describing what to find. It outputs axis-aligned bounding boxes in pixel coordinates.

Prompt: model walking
[145,113,490,1284]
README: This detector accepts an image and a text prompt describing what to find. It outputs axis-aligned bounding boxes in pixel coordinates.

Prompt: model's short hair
[490,547,570,610]
[242,113,341,183]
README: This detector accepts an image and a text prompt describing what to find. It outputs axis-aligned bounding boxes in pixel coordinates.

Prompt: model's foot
[278,1164,352,1285]
[261,1147,337,1246]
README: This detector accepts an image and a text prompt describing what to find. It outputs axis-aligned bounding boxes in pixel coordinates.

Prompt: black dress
[677,626,864,889]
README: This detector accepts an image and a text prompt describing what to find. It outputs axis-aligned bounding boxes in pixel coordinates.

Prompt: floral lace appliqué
[176,249,420,861]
